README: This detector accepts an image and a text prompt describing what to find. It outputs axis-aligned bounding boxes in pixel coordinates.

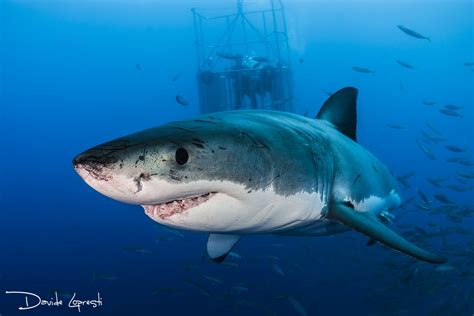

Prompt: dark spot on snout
[73,151,118,181]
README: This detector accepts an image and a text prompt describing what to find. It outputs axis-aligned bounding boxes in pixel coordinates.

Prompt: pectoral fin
[207,234,241,263]
[328,202,446,264]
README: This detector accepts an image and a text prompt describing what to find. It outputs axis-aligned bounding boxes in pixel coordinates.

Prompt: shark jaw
[138,180,325,235]
[142,192,217,221]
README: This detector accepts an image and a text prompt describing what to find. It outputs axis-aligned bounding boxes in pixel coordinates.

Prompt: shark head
[73,116,310,234]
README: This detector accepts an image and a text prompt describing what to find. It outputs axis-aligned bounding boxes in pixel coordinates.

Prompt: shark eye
[175,148,189,165]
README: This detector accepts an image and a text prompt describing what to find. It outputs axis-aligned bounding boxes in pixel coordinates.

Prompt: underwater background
[0,0,473,315]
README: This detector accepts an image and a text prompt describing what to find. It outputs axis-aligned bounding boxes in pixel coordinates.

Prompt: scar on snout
[133,172,154,193]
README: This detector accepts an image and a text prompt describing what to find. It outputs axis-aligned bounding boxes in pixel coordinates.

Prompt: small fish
[397,25,430,41]
[92,272,118,281]
[435,265,456,272]
[123,246,153,255]
[445,145,466,153]
[444,104,463,110]
[397,177,410,189]
[231,286,249,292]
[446,184,472,192]
[433,193,455,205]
[457,171,474,179]
[288,297,308,316]
[427,177,446,188]
[386,124,406,130]
[176,94,189,106]
[298,57,304,64]
[397,174,412,188]
[272,264,285,276]
[396,60,416,69]
[156,236,176,242]
[398,171,416,180]
[422,100,437,106]
[464,62,474,67]
[136,63,142,71]
[425,123,442,136]
[416,188,430,205]
[416,138,436,160]
[439,108,463,117]
[202,274,224,285]
[414,202,430,211]
[228,251,242,259]
[447,157,474,166]
[222,261,239,268]
[185,279,211,296]
[352,66,374,74]
[420,130,445,144]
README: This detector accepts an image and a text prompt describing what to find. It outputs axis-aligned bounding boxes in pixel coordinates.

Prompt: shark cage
[192,0,294,114]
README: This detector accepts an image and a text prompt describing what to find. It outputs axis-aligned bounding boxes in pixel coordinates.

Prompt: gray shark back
[187,110,336,203]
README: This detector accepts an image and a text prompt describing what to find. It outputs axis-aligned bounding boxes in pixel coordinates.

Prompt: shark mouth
[142,192,217,220]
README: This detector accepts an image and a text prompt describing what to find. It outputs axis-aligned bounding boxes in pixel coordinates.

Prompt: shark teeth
[142,192,217,220]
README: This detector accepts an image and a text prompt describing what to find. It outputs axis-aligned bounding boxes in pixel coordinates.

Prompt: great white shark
[73,87,446,264]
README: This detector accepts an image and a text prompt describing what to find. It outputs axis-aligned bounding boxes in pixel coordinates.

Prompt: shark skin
[73,87,446,264]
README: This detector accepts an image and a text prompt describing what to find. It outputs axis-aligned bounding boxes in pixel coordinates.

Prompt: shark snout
[73,149,119,182]
[73,145,153,204]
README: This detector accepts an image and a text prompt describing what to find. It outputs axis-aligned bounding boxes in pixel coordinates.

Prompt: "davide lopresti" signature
[5,290,103,312]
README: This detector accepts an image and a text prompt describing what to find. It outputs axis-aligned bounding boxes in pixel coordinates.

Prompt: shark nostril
[73,153,93,167]
[73,155,85,168]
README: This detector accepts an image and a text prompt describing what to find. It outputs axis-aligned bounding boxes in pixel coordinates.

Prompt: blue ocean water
[0,0,473,315]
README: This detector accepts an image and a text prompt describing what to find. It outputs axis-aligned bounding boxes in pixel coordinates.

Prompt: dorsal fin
[316,87,358,141]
